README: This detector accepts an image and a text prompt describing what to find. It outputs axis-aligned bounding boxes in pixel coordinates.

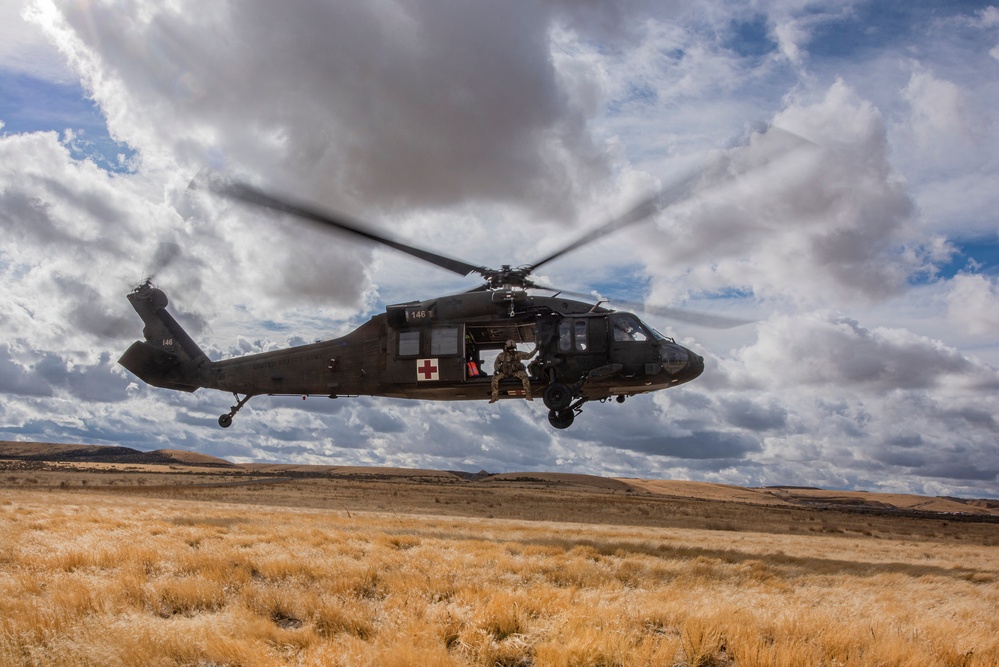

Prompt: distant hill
[3,441,997,517]
[0,441,234,467]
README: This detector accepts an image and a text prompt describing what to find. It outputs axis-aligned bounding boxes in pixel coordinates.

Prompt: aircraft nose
[661,344,703,383]
[685,351,704,381]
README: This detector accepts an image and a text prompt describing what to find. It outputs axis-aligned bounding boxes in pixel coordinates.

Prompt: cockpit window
[612,315,649,342]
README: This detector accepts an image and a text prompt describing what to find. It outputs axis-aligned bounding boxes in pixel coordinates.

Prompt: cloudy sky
[2,0,998,498]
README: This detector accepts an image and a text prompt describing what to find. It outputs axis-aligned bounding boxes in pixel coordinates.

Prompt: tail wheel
[218,393,252,428]
[543,382,572,411]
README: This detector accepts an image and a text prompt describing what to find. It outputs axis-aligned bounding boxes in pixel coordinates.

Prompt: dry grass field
[2,455,998,666]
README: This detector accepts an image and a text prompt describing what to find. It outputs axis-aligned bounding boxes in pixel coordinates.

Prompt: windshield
[648,324,673,342]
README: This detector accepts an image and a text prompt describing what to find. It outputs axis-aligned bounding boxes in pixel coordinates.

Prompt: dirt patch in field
[621,479,791,505]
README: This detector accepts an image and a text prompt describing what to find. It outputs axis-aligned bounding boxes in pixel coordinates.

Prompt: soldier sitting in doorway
[490,339,537,403]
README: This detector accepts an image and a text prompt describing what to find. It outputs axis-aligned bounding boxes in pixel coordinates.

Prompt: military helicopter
[119,129,797,429]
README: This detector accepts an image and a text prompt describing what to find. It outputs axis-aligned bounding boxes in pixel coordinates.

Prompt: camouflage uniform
[490,340,537,403]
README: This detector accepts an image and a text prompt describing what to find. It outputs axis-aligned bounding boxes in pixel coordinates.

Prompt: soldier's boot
[489,392,499,404]
[523,380,533,401]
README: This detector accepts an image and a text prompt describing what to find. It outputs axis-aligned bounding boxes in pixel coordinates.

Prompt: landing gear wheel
[548,408,575,429]
[543,382,572,411]
[217,393,253,428]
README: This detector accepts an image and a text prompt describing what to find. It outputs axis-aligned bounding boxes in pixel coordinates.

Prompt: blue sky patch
[806,0,992,61]
[0,70,135,172]
[727,15,777,59]
[588,264,651,302]
[941,237,999,277]
[910,236,999,286]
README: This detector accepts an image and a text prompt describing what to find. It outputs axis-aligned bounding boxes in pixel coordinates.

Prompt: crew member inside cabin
[490,339,537,403]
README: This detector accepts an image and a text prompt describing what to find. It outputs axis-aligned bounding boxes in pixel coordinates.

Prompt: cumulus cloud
[19,0,648,318]
[0,130,200,350]
[973,6,999,63]
[676,311,999,490]
[0,344,53,397]
[902,67,973,172]
[33,0,614,219]
[1,0,73,80]
[624,80,928,309]
[727,313,985,392]
[946,274,999,336]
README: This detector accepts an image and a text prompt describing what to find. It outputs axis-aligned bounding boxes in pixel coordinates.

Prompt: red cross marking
[417,358,439,381]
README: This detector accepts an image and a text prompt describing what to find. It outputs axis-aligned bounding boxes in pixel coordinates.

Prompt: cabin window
[556,318,594,353]
[398,330,421,356]
[558,320,572,352]
[574,319,588,351]
[430,326,460,356]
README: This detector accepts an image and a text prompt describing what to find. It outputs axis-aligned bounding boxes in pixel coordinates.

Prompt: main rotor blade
[528,125,815,273]
[527,180,690,273]
[208,177,486,278]
[539,286,753,329]
[627,302,754,329]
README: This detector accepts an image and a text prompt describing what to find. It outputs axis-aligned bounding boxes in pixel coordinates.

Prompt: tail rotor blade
[147,241,181,282]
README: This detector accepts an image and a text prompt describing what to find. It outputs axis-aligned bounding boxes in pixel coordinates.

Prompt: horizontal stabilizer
[118,341,199,392]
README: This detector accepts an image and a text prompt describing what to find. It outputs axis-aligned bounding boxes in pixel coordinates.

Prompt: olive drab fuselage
[119,283,704,429]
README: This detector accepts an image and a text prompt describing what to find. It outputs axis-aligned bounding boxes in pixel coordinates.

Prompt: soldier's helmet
[505,339,516,349]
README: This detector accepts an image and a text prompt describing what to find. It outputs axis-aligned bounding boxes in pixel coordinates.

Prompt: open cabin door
[464,321,538,382]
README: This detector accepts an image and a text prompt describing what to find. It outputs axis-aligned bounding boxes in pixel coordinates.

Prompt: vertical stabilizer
[118,282,208,391]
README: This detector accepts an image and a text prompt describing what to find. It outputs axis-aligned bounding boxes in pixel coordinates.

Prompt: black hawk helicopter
[118,133,785,429]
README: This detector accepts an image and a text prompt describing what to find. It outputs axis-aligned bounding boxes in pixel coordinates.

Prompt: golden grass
[2,488,998,666]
